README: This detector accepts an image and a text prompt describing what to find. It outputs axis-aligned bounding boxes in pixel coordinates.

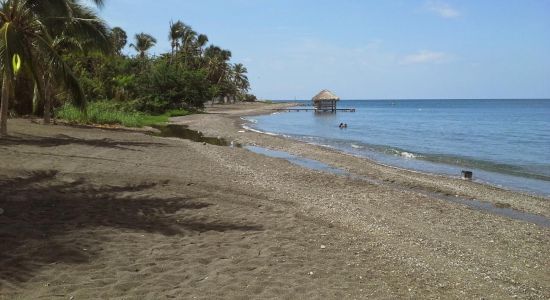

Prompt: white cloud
[425,1,461,19]
[401,50,453,64]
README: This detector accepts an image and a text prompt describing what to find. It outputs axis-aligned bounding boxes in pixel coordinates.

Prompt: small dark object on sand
[462,170,473,180]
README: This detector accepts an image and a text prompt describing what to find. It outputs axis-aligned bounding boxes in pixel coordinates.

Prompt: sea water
[245,99,550,197]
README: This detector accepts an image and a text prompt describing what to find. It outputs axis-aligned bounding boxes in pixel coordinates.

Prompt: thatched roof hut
[312,89,340,112]
[312,89,340,102]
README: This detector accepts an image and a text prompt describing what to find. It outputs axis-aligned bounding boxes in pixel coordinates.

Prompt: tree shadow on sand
[0,133,167,151]
[0,171,263,285]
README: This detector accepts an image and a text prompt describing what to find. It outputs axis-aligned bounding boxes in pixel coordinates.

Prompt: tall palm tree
[180,25,196,66]
[0,0,103,136]
[130,33,156,58]
[168,20,184,63]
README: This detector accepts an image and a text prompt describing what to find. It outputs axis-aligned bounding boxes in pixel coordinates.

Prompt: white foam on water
[400,152,417,159]
[351,144,364,149]
[242,124,280,136]
[241,117,258,123]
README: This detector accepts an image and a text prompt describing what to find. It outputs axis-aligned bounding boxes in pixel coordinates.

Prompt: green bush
[243,94,257,102]
[136,62,213,113]
[55,101,191,127]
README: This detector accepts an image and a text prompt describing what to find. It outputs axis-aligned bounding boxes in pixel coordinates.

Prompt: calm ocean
[245,99,550,197]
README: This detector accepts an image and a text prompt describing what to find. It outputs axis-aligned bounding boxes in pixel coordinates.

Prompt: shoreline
[172,102,550,218]
[242,117,550,199]
[1,102,549,298]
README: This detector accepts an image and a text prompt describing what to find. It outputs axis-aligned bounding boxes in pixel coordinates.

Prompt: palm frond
[33,32,86,109]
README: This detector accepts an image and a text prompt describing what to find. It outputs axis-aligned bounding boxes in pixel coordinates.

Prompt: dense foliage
[56,101,190,127]
[0,0,254,134]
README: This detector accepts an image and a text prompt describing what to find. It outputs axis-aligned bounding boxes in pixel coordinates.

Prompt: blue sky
[92,0,550,100]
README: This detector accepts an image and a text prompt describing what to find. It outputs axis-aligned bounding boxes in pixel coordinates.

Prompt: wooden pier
[272,108,356,112]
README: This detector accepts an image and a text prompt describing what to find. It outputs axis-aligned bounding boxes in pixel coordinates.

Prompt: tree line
[0,0,255,136]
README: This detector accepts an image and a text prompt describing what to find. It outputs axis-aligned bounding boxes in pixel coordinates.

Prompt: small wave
[351,144,364,149]
[400,151,417,159]
[242,125,280,136]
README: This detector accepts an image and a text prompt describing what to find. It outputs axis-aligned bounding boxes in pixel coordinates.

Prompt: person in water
[343,123,348,128]
[339,123,344,128]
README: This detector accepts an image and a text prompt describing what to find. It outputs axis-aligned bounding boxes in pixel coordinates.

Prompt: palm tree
[111,27,127,55]
[26,0,105,12]
[39,1,111,123]
[232,63,250,99]
[130,33,157,58]
[195,34,208,56]
[1,0,103,136]
[204,45,234,105]
[180,25,196,66]
[204,45,231,82]
[168,20,184,63]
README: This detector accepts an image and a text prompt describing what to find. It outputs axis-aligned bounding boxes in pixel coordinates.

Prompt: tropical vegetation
[0,0,254,136]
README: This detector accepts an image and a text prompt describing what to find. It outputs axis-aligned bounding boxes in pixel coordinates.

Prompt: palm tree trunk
[170,44,174,65]
[43,80,51,124]
[32,83,39,114]
[1,74,11,137]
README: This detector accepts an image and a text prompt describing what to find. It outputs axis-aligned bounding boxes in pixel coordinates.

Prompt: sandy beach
[1,102,549,299]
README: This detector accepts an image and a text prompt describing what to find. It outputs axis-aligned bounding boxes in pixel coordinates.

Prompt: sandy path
[0,103,549,299]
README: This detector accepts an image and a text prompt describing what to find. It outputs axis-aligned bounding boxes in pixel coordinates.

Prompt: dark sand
[1,102,548,299]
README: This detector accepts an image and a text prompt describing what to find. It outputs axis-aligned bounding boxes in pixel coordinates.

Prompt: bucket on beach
[462,170,473,180]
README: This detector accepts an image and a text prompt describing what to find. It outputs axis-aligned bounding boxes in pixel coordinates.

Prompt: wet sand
[1,102,549,299]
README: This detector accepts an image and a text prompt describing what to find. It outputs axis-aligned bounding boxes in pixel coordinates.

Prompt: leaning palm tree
[0,0,90,136]
[130,32,156,58]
